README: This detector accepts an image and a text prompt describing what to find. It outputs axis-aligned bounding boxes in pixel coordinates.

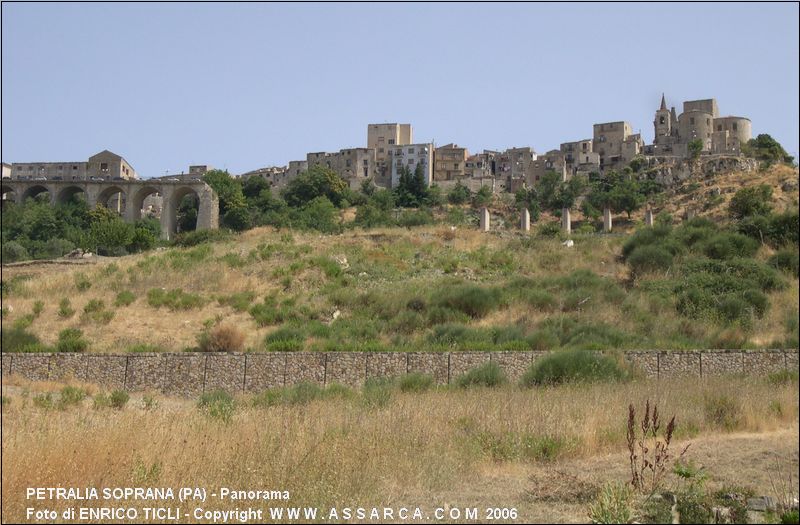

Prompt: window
[378,148,384,153]
[408,148,414,154]
[690,117,695,125]
[453,163,458,169]
[732,123,738,131]
[100,162,108,171]
[706,118,710,126]
[388,139,395,145]
[659,116,665,124]
[718,125,722,131]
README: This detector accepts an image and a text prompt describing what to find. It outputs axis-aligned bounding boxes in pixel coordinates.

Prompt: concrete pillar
[479,207,490,232]
[196,185,220,231]
[520,208,530,232]
[603,207,612,233]
[561,208,571,235]
[685,208,696,221]
[645,208,654,227]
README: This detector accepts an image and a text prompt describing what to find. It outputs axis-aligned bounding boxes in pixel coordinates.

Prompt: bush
[58,386,88,408]
[521,349,631,386]
[435,283,503,318]
[173,228,232,247]
[455,362,507,388]
[2,240,29,262]
[109,390,130,409]
[1,326,41,352]
[32,300,44,317]
[695,232,759,260]
[147,288,205,310]
[56,328,89,353]
[218,291,257,312]
[769,249,800,277]
[587,482,633,525]
[728,184,773,219]
[74,273,92,291]
[58,298,75,318]
[83,299,105,314]
[397,372,435,393]
[251,382,346,407]
[537,222,562,238]
[264,326,305,351]
[627,245,674,275]
[198,324,245,353]
[114,290,136,307]
[197,390,235,423]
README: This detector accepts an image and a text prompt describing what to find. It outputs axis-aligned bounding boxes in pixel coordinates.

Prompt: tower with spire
[653,93,673,143]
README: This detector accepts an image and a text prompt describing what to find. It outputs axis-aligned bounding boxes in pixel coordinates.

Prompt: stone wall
[1,349,797,397]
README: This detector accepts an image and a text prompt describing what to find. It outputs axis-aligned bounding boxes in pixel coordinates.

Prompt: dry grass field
[1,374,798,523]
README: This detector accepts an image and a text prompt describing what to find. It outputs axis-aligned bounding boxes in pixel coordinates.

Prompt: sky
[2,3,798,178]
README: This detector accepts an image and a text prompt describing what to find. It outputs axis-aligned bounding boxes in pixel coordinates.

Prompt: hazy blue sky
[2,3,798,178]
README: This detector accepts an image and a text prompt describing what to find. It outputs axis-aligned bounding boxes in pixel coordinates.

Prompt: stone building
[367,123,413,185]
[560,139,600,176]
[495,147,537,187]
[388,143,433,188]
[2,162,10,179]
[592,122,644,170]
[238,166,291,188]
[465,150,497,179]
[10,150,137,181]
[530,150,567,185]
[307,148,377,190]
[433,143,469,182]
[649,95,752,157]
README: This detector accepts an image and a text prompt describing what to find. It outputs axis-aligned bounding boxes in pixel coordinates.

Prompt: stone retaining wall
[1,349,797,397]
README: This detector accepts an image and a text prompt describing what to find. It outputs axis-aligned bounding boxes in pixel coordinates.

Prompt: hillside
[2,163,798,356]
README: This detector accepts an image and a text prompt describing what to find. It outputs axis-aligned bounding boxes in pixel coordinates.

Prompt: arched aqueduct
[0,179,219,239]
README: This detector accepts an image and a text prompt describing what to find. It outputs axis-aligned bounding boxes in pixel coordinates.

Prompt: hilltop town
[2,95,755,195]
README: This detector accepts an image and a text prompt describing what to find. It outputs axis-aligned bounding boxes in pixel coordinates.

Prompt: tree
[282,165,349,208]
[447,181,471,205]
[89,215,134,256]
[688,139,704,159]
[290,196,341,233]
[609,179,644,218]
[242,176,270,200]
[514,187,541,222]
[393,164,429,208]
[742,134,794,164]
[472,185,493,207]
[729,184,773,219]
[203,169,246,215]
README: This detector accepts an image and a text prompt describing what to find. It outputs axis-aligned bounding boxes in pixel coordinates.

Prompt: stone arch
[21,184,51,203]
[128,186,161,222]
[96,185,127,215]
[166,185,201,235]
[55,185,87,205]
[1,182,19,204]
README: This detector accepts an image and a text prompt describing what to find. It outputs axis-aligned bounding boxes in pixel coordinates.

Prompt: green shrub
[83,299,105,314]
[769,249,800,277]
[767,369,799,385]
[521,349,631,387]
[397,373,434,393]
[264,326,306,351]
[109,390,130,409]
[32,300,44,317]
[728,184,773,219]
[197,390,235,423]
[252,382,336,407]
[627,245,674,275]
[0,326,42,352]
[33,392,55,410]
[218,291,257,312]
[114,290,136,307]
[147,288,205,310]
[781,510,800,524]
[13,313,35,330]
[537,222,562,238]
[93,393,110,409]
[173,228,232,247]
[2,240,30,262]
[56,328,89,353]
[435,283,503,318]
[587,482,633,524]
[58,298,75,318]
[59,386,88,408]
[696,232,759,260]
[74,273,92,291]
[455,362,506,388]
